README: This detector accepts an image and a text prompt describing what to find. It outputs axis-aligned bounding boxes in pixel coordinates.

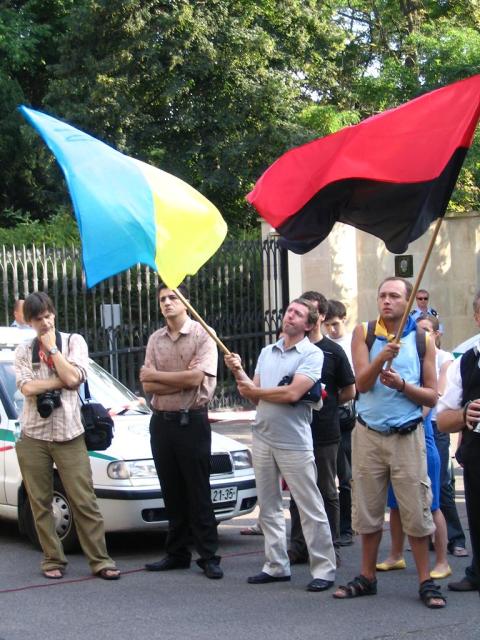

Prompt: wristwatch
[48,346,59,356]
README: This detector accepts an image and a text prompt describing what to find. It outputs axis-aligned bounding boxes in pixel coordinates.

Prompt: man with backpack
[333,277,446,609]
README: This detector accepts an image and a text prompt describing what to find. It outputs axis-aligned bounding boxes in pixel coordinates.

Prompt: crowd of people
[225,278,479,609]
[11,280,480,608]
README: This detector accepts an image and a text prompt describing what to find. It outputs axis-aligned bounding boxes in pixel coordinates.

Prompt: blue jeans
[432,420,466,550]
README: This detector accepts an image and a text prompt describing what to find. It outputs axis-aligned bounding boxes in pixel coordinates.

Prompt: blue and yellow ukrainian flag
[19,106,227,288]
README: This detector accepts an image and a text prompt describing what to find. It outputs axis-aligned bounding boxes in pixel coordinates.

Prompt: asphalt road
[0,421,479,640]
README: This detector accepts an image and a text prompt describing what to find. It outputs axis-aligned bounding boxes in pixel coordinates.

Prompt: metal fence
[1,238,287,407]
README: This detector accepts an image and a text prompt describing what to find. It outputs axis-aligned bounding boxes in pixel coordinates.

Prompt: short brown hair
[289,297,320,328]
[325,300,347,321]
[377,277,413,300]
[23,292,56,322]
[301,291,328,315]
[157,281,189,299]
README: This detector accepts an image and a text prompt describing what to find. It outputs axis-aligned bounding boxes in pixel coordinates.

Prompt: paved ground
[0,422,478,640]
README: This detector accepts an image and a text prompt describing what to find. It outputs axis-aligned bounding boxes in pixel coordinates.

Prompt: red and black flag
[247,75,480,254]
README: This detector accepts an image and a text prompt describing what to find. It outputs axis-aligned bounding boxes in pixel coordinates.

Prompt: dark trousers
[149,412,219,562]
[337,429,353,538]
[290,442,340,557]
[463,456,480,586]
[432,420,466,549]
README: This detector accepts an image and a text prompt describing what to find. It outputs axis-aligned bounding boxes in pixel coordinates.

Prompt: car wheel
[19,477,80,553]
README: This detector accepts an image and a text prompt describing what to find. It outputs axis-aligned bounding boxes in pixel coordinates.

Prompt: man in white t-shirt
[323,301,353,367]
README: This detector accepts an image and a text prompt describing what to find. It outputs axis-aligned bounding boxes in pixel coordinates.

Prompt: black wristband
[398,378,406,393]
[463,400,472,425]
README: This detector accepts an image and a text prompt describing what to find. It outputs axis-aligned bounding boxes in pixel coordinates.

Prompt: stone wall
[262,213,480,351]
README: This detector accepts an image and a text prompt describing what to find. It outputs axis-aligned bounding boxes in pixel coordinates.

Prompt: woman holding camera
[14,292,120,580]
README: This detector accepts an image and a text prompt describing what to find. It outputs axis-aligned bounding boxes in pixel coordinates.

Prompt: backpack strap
[415,328,426,385]
[365,320,376,352]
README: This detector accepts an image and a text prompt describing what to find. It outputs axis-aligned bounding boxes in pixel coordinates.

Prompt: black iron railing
[1,238,286,407]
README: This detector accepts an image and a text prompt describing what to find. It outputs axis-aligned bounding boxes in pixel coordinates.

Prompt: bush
[0,209,80,246]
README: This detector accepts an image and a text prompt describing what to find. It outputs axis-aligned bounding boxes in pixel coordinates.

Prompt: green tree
[45,0,347,230]
[0,0,73,221]
[324,1,480,212]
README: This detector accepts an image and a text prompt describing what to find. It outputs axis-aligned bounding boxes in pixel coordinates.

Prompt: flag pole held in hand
[174,288,231,355]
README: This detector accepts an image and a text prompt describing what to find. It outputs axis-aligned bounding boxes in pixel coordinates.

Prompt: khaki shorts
[352,420,434,537]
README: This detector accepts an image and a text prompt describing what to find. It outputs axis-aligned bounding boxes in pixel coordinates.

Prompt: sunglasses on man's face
[416,297,429,301]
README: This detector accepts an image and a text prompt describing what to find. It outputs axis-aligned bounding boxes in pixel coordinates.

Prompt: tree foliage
[1,0,479,240]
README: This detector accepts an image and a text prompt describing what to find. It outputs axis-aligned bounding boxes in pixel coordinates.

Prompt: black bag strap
[32,330,63,365]
[365,320,376,352]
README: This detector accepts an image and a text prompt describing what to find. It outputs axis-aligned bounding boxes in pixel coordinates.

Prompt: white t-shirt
[329,332,353,368]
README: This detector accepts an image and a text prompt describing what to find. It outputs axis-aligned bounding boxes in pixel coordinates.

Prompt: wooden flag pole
[392,217,443,344]
[174,287,231,355]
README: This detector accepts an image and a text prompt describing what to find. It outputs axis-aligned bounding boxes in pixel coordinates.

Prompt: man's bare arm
[438,397,480,434]
[352,324,400,392]
[338,383,356,405]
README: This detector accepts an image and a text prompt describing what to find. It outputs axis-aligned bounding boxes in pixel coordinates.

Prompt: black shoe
[447,576,478,591]
[307,578,334,592]
[196,558,223,580]
[145,556,191,571]
[287,549,308,565]
[247,571,291,584]
[338,534,354,547]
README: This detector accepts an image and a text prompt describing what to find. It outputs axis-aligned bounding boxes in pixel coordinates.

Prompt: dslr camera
[36,390,62,418]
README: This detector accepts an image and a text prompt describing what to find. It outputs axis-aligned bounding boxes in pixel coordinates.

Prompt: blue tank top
[357,330,422,431]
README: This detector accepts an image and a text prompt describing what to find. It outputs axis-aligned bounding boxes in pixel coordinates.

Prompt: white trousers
[252,434,336,580]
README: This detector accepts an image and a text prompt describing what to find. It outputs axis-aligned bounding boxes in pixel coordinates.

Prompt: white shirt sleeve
[437,357,463,412]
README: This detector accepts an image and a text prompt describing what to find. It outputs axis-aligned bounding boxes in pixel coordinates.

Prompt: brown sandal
[95,568,121,580]
[43,568,64,579]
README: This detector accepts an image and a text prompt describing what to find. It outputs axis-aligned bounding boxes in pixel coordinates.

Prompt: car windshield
[81,360,150,415]
[0,358,149,420]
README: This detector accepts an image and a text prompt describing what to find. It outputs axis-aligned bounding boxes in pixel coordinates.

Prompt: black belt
[357,415,421,436]
[153,408,208,421]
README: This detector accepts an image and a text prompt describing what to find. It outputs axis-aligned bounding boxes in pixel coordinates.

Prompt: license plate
[211,486,237,503]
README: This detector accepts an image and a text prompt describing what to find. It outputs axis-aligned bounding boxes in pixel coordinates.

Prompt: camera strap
[31,330,63,369]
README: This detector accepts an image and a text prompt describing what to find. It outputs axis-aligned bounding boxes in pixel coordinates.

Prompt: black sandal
[333,574,377,599]
[419,579,446,609]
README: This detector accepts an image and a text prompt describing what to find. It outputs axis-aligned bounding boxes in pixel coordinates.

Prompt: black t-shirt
[310,337,355,446]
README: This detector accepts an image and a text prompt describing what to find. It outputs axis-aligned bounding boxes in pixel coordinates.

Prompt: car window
[0,361,23,419]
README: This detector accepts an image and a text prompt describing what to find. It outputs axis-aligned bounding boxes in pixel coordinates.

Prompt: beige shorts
[352,420,434,537]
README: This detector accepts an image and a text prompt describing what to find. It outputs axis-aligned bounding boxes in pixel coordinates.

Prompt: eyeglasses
[416,297,429,301]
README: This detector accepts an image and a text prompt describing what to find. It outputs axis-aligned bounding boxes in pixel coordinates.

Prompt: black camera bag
[80,381,114,451]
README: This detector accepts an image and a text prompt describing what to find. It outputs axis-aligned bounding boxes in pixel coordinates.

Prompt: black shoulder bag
[79,380,115,451]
